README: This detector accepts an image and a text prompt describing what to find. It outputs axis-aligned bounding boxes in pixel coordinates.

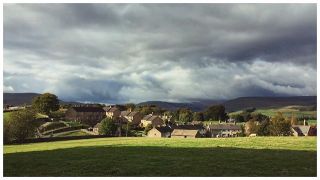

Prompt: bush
[270,112,292,136]
[4,118,11,144]
[98,117,117,136]
[49,110,65,119]
[8,109,38,142]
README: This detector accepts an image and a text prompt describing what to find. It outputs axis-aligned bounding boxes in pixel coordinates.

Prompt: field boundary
[7,135,110,145]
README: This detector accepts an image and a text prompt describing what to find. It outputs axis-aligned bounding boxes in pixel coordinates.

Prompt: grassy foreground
[4,137,317,177]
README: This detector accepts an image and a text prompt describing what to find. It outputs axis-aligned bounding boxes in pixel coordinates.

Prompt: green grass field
[228,106,317,125]
[3,112,12,121]
[254,108,316,118]
[4,137,316,177]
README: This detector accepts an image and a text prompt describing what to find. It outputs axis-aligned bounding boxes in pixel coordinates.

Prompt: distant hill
[138,101,200,111]
[4,93,41,106]
[138,100,225,111]
[223,96,317,112]
[4,93,316,112]
[138,96,317,112]
[3,93,82,106]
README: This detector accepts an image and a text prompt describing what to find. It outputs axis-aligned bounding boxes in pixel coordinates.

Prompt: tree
[124,103,136,111]
[240,112,252,122]
[8,109,38,142]
[204,105,227,121]
[245,107,256,113]
[32,93,59,116]
[193,112,205,121]
[289,114,298,125]
[251,113,269,122]
[244,119,259,136]
[269,112,292,136]
[257,119,271,136]
[177,108,193,123]
[98,117,117,136]
[4,118,11,144]
[233,114,245,122]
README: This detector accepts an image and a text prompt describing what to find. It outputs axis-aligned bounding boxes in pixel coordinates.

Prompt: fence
[7,135,110,145]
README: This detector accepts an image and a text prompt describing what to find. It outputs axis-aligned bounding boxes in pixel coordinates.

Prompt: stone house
[93,123,100,135]
[172,124,207,137]
[140,114,164,127]
[120,111,143,125]
[103,106,121,119]
[292,125,317,136]
[65,106,105,127]
[171,129,201,138]
[147,126,173,138]
[207,124,242,138]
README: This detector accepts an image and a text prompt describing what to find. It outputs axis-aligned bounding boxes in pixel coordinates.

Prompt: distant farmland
[4,137,316,177]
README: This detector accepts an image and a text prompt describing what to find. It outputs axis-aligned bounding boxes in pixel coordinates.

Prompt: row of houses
[64,105,316,138]
[65,106,166,127]
[148,124,243,138]
[148,123,317,138]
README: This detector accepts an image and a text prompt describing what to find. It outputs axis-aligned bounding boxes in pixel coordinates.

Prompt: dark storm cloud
[3,4,317,103]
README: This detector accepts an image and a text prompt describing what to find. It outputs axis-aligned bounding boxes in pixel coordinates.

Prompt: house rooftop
[292,125,311,135]
[155,126,173,133]
[208,124,242,130]
[121,111,140,117]
[172,124,204,130]
[104,106,119,112]
[171,129,199,137]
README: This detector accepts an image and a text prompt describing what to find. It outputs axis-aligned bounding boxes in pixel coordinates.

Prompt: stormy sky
[3,4,317,104]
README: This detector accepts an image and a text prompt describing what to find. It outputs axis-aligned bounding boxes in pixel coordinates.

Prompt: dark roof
[155,126,173,133]
[104,106,119,112]
[142,114,162,121]
[71,106,105,112]
[142,114,153,120]
[292,125,311,136]
[121,111,140,117]
[129,111,140,116]
[121,111,131,116]
[172,124,204,130]
[208,124,242,130]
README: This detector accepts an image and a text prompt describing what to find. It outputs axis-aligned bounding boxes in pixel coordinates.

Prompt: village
[4,91,317,144]
[65,105,243,138]
[64,104,316,138]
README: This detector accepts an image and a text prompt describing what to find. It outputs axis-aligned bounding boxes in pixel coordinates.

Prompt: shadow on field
[4,146,316,177]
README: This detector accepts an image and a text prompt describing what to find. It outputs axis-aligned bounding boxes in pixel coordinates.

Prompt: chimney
[234,121,236,125]
[218,120,221,124]
[151,112,154,115]
[109,105,111,108]
[304,119,306,126]
[129,108,132,112]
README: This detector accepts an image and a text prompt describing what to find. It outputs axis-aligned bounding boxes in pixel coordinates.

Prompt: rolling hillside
[138,96,316,112]
[3,93,41,106]
[138,100,224,111]
[4,93,316,112]
[223,96,317,112]
[3,93,82,106]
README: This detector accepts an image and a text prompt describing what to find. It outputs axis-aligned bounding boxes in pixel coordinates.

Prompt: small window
[184,136,187,138]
